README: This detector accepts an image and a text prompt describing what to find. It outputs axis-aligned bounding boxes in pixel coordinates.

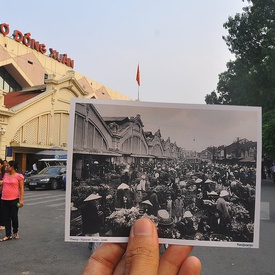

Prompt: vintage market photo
[65,99,261,248]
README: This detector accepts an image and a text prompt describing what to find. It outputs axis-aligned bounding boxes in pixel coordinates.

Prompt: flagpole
[138,85,139,101]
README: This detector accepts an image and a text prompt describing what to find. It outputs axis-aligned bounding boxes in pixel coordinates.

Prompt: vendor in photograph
[176,210,195,239]
[201,179,213,199]
[216,190,231,224]
[207,191,219,202]
[114,183,134,209]
[196,188,204,209]
[197,215,212,238]
[140,200,153,214]
[229,176,243,198]
[80,194,103,252]
[148,188,160,216]
[120,170,130,185]
[210,209,228,235]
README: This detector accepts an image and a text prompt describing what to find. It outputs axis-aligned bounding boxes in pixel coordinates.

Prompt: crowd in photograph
[71,158,256,243]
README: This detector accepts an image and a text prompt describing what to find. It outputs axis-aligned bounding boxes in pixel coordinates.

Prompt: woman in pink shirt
[0,161,24,241]
[0,159,5,230]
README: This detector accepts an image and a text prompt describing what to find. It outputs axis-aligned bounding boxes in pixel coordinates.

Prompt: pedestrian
[272,163,275,184]
[0,159,5,178]
[166,193,173,218]
[0,160,24,241]
[32,161,38,174]
[2,160,8,173]
[174,193,184,222]
[148,188,160,216]
[138,174,147,191]
[0,159,5,230]
[134,176,146,206]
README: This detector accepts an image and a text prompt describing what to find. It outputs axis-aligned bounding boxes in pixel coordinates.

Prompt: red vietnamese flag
[136,64,140,86]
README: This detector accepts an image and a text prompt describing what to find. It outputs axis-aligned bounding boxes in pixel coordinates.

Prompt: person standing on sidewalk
[0,160,24,241]
[0,159,5,230]
[272,163,275,184]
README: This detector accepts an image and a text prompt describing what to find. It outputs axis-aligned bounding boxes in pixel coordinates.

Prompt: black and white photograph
[65,99,261,248]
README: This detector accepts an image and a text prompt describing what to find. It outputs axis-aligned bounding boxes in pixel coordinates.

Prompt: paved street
[0,189,90,275]
[0,180,274,275]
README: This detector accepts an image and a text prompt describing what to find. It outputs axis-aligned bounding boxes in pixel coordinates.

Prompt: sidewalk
[261,177,275,186]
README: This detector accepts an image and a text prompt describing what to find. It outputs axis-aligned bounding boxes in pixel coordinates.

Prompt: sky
[81,100,261,151]
[1,1,247,104]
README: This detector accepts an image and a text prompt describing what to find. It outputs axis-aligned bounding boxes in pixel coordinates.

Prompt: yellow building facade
[0,22,131,171]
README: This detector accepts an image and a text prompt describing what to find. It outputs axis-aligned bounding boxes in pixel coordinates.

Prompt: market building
[72,103,183,179]
[0,22,131,171]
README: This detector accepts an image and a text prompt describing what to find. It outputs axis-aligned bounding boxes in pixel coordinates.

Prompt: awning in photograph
[154,155,168,159]
[130,154,154,158]
[73,150,122,157]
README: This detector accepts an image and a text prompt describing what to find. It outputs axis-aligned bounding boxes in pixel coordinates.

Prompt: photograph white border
[65,98,261,248]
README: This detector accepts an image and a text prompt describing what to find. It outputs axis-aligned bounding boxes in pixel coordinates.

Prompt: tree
[205,0,275,157]
[205,0,275,112]
[262,109,275,158]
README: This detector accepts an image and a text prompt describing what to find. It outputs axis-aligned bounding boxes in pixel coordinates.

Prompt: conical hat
[84,194,102,202]
[183,211,193,218]
[158,209,169,219]
[195,178,203,183]
[117,183,129,190]
[220,190,229,197]
[141,200,153,206]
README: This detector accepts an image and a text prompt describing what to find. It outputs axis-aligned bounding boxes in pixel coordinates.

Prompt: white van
[37,158,67,171]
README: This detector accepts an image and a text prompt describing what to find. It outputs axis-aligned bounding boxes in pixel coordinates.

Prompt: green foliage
[205,0,275,156]
[262,109,275,158]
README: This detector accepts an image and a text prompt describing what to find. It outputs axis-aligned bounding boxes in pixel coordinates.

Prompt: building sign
[6,146,12,157]
[0,22,74,68]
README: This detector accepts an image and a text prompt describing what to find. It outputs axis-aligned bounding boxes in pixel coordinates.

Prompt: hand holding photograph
[65,99,261,248]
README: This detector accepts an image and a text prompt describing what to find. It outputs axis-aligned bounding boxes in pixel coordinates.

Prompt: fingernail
[133,218,153,236]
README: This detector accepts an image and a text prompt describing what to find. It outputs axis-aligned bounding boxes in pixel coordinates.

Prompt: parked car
[24,165,66,190]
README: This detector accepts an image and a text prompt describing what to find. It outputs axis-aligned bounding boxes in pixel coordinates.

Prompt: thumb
[125,218,159,275]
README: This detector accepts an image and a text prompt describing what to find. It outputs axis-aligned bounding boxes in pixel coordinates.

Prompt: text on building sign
[0,22,74,68]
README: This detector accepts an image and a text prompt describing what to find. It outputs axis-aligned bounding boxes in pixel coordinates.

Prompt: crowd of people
[74,158,257,243]
[0,159,24,242]
[262,162,275,184]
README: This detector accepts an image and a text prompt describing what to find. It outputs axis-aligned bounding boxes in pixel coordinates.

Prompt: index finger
[158,245,201,275]
[82,243,127,275]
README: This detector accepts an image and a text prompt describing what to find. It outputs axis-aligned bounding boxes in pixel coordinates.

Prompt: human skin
[82,218,201,275]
